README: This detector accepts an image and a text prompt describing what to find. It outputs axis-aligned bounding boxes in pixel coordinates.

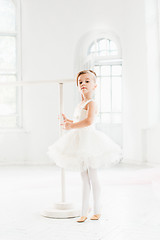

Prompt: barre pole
[42,81,79,218]
[59,83,66,202]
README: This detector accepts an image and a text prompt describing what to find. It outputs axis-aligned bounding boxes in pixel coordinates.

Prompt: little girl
[47,70,122,223]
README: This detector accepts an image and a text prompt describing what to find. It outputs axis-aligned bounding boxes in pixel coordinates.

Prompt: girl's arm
[61,101,97,130]
[72,101,96,128]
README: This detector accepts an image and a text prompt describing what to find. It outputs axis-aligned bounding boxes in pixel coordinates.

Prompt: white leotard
[73,99,98,127]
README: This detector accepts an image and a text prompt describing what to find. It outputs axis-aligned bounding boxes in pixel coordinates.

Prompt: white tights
[80,167,101,216]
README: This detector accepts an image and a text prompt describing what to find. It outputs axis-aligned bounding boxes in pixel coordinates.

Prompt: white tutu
[47,99,123,172]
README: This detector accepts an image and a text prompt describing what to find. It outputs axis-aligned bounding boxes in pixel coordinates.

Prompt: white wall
[0,0,151,165]
[121,0,148,163]
[142,0,160,165]
[145,0,160,126]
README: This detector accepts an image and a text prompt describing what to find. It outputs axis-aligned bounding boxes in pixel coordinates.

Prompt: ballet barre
[0,79,74,86]
[0,79,80,218]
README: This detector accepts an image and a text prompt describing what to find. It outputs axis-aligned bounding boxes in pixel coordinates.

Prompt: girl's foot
[90,214,101,220]
[77,216,87,223]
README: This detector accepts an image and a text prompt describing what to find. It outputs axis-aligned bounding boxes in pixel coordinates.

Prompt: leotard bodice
[73,99,98,128]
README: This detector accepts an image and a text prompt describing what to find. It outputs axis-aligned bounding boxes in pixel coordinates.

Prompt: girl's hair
[76,69,97,87]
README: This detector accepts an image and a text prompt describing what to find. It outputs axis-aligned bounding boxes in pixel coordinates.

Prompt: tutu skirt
[47,126,123,172]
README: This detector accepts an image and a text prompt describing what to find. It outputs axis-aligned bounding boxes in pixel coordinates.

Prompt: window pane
[99,50,107,56]
[88,38,118,57]
[0,75,17,115]
[95,78,101,110]
[101,77,111,112]
[101,113,111,123]
[0,0,16,32]
[106,40,118,56]
[101,66,110,76]
[0,74,16,83]
[112,77,122,112]
[98,38,107,51]
[112,65,122,76]
[0,36,16,73]
[0,115,17,128]
[106,39,110,50]
[96,114,101,123]
[112,113,122,123]
[110,40,117,51]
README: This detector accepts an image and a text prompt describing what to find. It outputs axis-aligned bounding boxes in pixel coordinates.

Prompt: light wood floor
[0,163,160,240]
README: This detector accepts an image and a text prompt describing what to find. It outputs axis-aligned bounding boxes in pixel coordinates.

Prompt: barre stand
[42,82,80,218]
[0,79,80,219]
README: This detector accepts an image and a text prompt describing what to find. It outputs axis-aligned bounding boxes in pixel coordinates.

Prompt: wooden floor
[0,163,160,240]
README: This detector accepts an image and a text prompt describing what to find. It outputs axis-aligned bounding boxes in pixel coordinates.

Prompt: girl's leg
[88,167,101,215]
[80,169,91,216]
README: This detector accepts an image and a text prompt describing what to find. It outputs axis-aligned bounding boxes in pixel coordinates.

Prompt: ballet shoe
[76,207,92,222]
[77,216,87,223]
[90,214,101,220]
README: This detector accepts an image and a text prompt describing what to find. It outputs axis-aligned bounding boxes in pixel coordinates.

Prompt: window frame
[0,0,23,130]
[94,60,123,125]
[83,35,123,125]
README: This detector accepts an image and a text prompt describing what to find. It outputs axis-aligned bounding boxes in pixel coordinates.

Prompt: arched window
[0,0,22,129]
[88,38,118,56]
[84,35,122,145]
[87,37,122,123]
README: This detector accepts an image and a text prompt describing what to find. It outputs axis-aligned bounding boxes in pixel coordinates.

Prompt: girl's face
[78,73,97,95]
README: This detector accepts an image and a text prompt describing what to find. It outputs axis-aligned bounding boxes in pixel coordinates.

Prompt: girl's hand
[62,113,67,122]
[58,113,67,122]
[60,121,73,130]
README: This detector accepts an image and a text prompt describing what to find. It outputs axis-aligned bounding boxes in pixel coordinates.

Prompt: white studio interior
[0,0,160,239]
